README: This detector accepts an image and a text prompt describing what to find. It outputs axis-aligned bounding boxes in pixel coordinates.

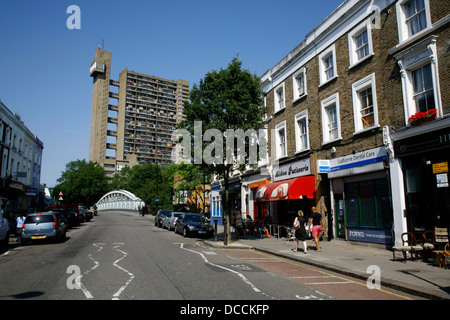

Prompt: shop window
[344,179,391,229]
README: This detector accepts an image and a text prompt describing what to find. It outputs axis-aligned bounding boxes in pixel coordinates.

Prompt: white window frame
[319,45,338,86]
[275,121,287,159]
[292,67,307,102]
[294,110,310,154]
[395,36,442,125]
[348,19,374,68]
[321,93,341,145]
[396,0,432,45]
[352,73,379,133]
[274,83,285,113]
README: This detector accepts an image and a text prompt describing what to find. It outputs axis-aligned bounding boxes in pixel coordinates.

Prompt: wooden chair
[420,230,435,261]
[392,232,422,262]
[422,231,435,250]
[435,227,448,249]
[392,232,424,262]
[433,243,449,269]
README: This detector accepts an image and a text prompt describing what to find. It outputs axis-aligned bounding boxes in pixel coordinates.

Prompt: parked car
[80,209,93,222]
[155,209,173,227]
[21,212,67,244]
[59,209,79,228]
[174,213,214,238]
[0,210,10,248]
[162,212,183,231]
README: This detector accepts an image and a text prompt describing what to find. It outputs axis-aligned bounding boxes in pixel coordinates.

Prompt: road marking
[239,250,414,300]
[178,243,262,294]
[77,243,104,299]
[112,243,135,300]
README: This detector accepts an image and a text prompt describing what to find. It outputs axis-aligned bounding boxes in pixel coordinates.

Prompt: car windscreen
[184,215,202,223]
[25,215,54,223]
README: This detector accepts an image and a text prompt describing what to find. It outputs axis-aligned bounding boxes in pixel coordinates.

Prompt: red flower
[408,109,437,125]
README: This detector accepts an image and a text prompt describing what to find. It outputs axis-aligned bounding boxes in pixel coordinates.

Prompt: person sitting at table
[255,219,271,238]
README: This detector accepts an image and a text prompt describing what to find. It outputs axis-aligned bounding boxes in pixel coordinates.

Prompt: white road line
[112,243,135,300]
[178,243,262,294]
[77,243,105,299]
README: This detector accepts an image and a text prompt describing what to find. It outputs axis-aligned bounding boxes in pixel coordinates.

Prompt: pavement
[203,224,450,300]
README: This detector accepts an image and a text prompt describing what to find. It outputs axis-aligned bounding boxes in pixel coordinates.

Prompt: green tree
[125,163,176,214]
[178,58,266,244]
[173,163,211,213]
[54,160,109,207]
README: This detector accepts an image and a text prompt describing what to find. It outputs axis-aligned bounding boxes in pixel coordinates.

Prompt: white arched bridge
[96,190,145,213]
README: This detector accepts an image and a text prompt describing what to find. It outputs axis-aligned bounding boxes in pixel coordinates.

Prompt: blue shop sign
[347,228,392,244]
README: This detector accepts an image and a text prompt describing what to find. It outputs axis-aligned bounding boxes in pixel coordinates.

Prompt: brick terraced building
[256,0,449,246]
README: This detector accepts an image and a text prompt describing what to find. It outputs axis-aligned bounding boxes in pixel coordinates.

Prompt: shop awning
[255,176,315,202]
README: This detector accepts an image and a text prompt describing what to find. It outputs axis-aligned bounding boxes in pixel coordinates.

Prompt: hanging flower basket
[408,109,437,126]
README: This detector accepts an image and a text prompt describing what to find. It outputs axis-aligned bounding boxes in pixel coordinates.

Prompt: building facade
[385,0,450,244]
[258,0,448,246]
[89,48,190,175]
[0,100,44,213]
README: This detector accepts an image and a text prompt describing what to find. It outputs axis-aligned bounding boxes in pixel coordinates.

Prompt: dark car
[80,209,93,222]
[61,209,79,228]
[155,209,173,227]
[174,213,214,238]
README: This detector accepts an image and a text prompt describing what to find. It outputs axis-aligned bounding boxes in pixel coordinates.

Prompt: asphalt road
[0,211,421,303]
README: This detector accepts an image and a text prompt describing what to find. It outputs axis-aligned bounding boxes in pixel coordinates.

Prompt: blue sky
[0,0,343,187]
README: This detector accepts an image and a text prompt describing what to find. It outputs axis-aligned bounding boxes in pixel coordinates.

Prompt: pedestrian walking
[292,210,308,254]
[309,206,323,252]
[16,213,26,245]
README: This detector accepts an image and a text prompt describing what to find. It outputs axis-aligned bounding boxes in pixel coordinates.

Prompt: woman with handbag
[292,210,308,254]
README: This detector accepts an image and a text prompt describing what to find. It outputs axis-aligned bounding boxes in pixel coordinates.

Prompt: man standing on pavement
[16,213,26,245]
[309,207,323,252]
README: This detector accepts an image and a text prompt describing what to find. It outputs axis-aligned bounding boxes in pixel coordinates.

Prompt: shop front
[392,124,450,237]
[255,157,316,231]
[321,147,393,245]
[241,169,269,222]
[210,180,223,226]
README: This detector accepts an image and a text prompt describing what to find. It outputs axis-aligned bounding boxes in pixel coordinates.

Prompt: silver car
[162,212,183,231]
[21,212,67,244]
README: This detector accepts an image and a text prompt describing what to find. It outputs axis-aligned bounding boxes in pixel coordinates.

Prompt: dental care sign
[273,158,311,182]
[318,147,387,173]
